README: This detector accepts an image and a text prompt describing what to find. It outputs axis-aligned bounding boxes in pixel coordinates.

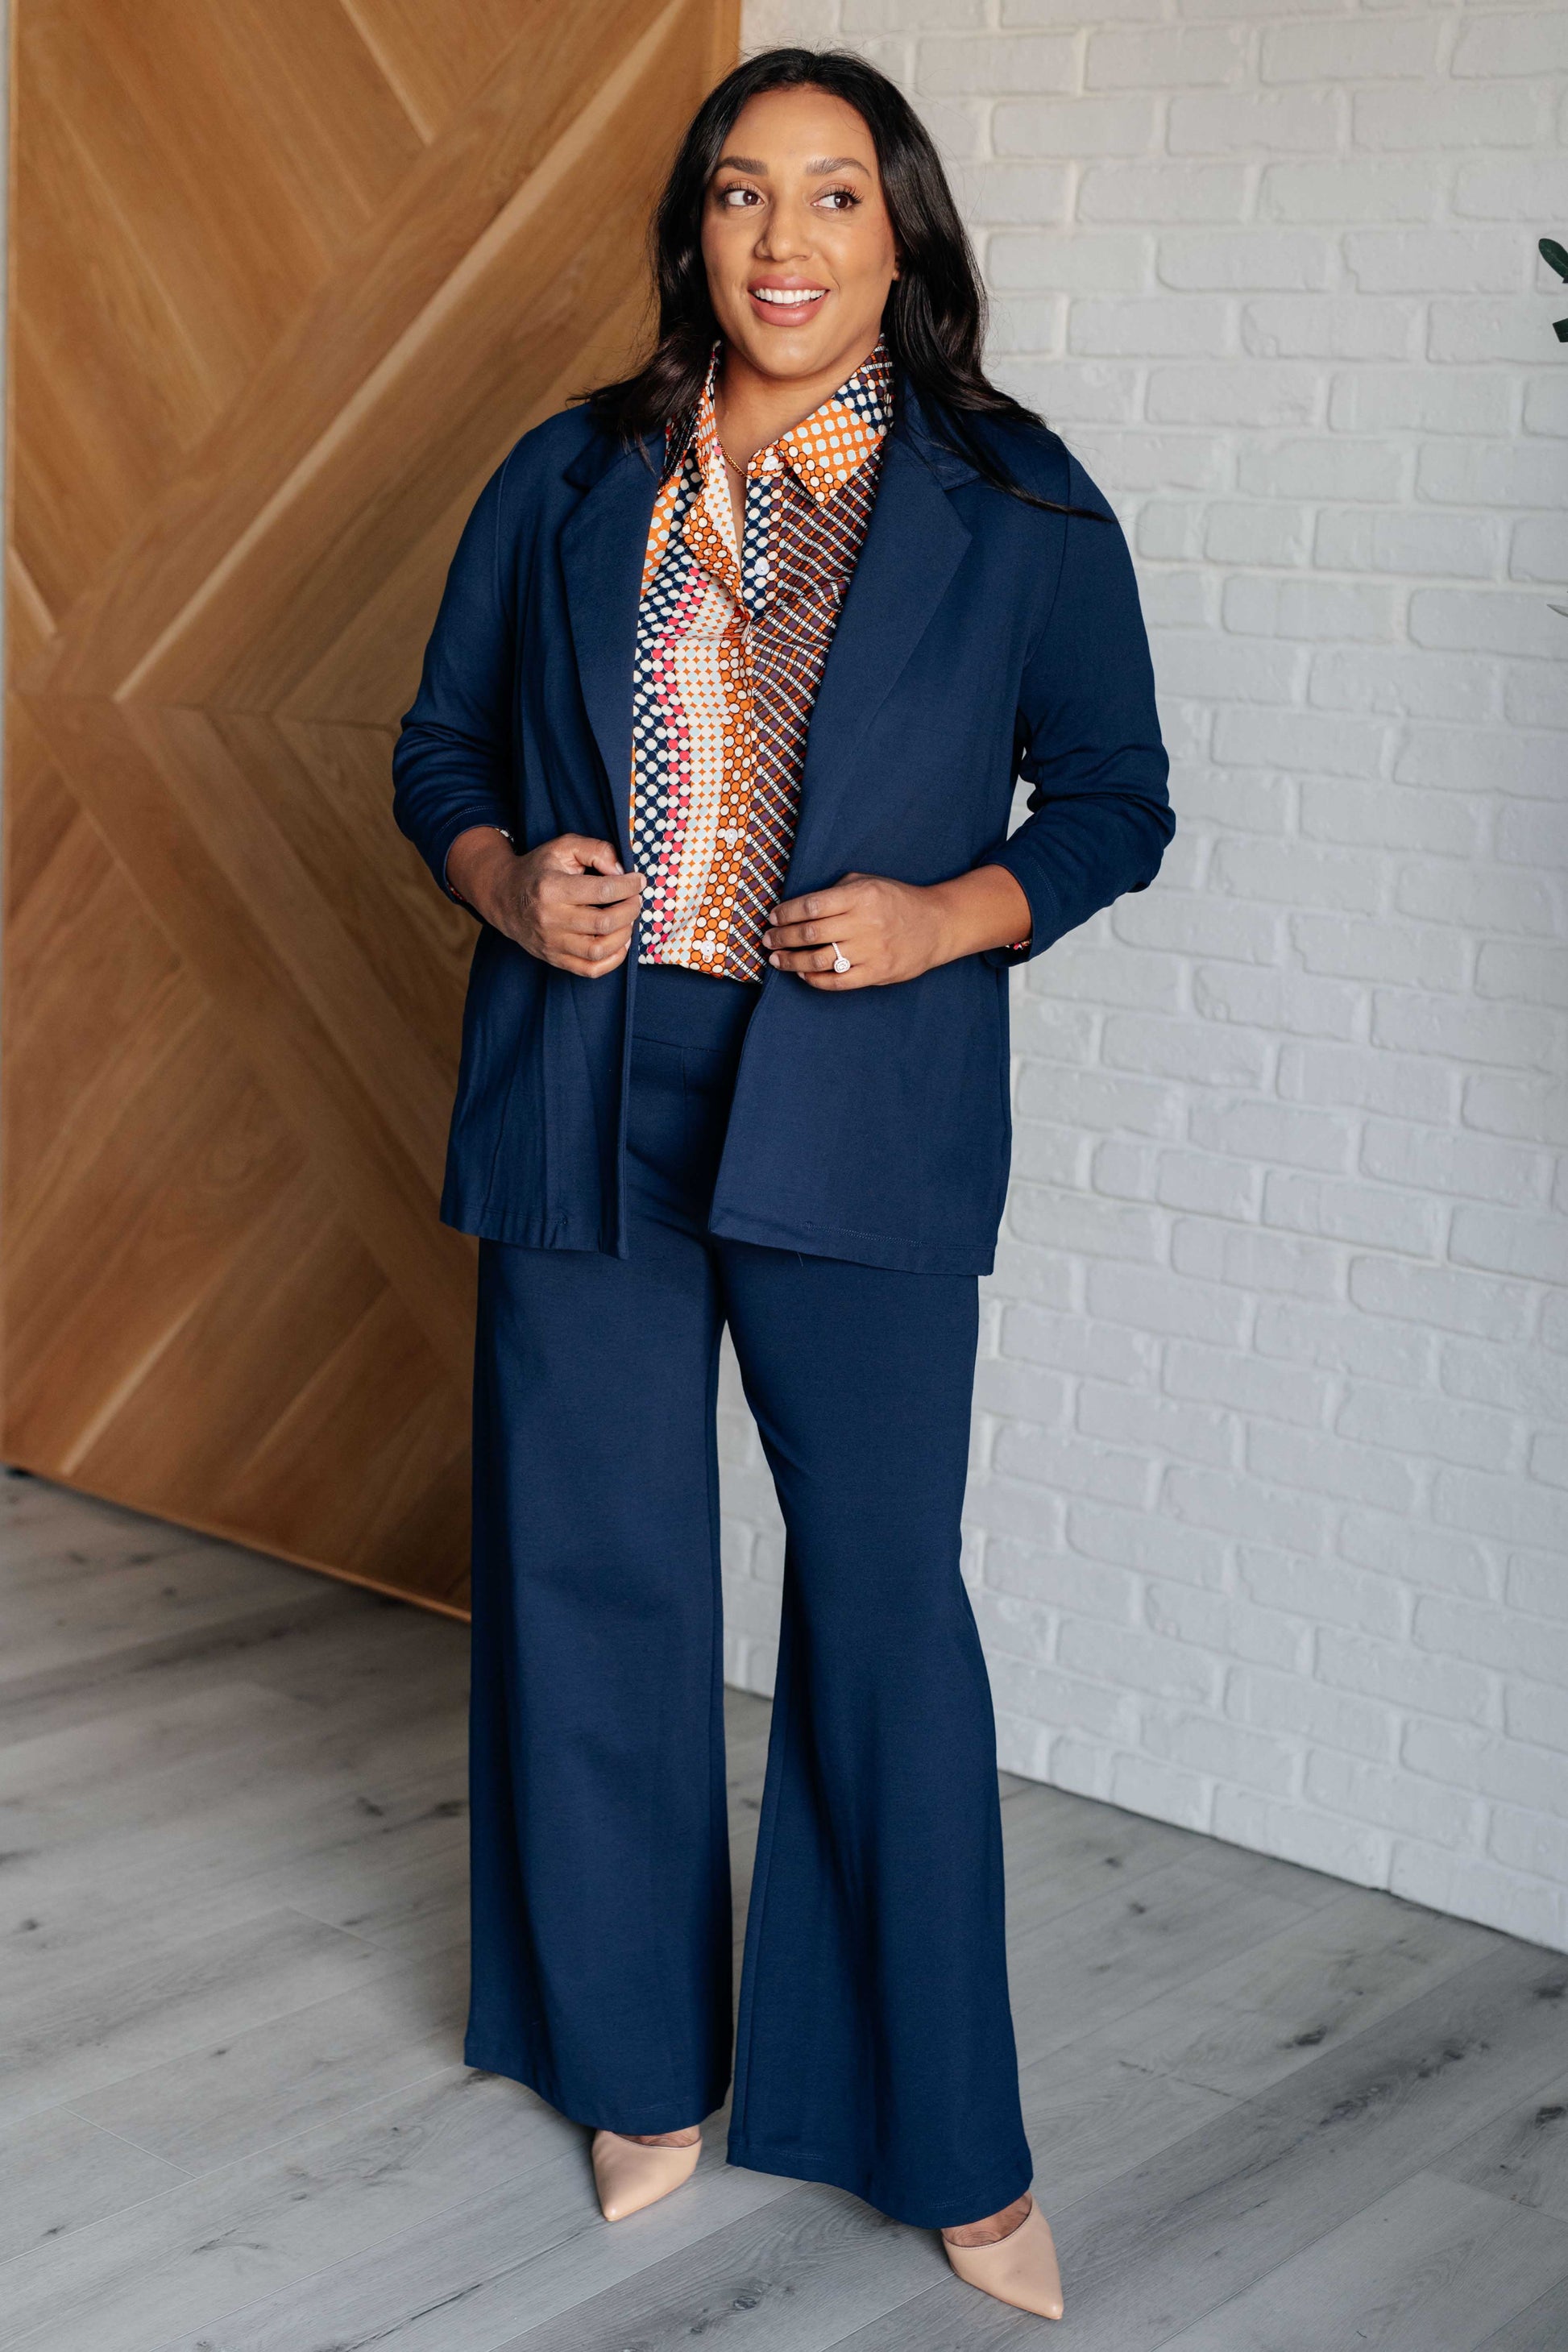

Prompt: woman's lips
[748,284,828,324]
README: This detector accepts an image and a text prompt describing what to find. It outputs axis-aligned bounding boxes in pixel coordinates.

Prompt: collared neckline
[690,338,894,510]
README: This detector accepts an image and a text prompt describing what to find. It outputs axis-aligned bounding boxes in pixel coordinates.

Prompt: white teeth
[753,287,825,305]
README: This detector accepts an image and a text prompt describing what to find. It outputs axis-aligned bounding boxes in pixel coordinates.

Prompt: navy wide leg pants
[465,961,1033,2229]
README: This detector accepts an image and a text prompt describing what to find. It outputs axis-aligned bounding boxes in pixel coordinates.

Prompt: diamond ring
[830,943,851,973]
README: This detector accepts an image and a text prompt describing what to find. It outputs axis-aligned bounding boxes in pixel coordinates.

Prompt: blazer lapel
[786,417,973,882]
[560,433,662,866]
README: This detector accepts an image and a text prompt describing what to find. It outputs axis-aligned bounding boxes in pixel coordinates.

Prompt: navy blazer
[392,380,1173,1277]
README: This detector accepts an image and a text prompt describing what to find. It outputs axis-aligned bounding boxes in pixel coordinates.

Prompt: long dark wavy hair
[582,47,1105,519]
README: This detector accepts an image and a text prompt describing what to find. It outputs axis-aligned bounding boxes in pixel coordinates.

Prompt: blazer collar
[559,425,661,864]
[561,413,659,492]
[893,376,984,491]
[785,376,975,881]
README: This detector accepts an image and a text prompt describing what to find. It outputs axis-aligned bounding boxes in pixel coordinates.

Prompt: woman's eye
[719,185,759,208]
[816,187,861,212]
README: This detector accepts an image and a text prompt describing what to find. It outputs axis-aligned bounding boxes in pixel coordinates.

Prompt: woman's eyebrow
[711,153,873,176]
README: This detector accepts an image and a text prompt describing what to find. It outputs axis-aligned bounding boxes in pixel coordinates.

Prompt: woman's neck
[711,334,882,471]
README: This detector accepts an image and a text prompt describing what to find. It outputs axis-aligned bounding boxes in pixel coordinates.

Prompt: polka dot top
[628,339,894,984]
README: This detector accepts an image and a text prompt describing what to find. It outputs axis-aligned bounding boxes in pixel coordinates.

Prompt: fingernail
[769,952,780,967]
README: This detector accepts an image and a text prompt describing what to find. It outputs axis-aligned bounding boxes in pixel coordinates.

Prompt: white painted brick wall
[727,0,1568,1953]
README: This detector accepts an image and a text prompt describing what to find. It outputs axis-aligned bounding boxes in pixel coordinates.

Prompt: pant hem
[724,2130,1035,2233]
[464,2037,727,2137]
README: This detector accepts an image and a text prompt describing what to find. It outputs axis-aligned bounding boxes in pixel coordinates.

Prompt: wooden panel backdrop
[2,0,738,1613]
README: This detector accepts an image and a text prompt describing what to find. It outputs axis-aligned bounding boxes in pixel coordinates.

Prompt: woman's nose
[754,201,812,262]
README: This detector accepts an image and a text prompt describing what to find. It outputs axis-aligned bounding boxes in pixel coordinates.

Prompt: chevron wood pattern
[2,0,740,1614]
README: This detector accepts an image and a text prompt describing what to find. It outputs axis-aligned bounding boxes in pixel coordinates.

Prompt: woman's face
[700,86,898,389]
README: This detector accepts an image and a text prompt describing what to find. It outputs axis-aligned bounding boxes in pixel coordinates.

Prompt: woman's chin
[721,317,875,386]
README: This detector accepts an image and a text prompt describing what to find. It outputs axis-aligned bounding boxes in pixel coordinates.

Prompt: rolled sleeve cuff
[981,838,1064,969]
[431,807,516,913]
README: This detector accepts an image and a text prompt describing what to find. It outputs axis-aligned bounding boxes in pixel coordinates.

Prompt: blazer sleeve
[985,454,1173,967]
[392,452,519,901]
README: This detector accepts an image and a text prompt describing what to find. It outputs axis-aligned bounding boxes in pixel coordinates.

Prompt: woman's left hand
[764,874,943,988]
[763,865,1032,989]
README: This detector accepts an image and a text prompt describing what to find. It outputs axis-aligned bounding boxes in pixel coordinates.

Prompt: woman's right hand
[445,828,645,977]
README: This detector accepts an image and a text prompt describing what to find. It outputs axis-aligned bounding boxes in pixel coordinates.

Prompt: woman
[393,45,1171,2323]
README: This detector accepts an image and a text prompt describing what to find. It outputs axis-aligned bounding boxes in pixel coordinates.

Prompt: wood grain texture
[2,0,741,1612]
[1475,2276,1568,2352]
[1155,2171,1568,2352]
[1433,2068,1568,2224]
[3,1479,1565,2351]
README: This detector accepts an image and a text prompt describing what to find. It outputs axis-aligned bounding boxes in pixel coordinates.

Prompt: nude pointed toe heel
[590,2129,702,2221]
[943,2199,1064,2321]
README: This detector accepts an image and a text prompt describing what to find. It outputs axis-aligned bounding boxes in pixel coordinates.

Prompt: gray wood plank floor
[2,1471,1565,2352]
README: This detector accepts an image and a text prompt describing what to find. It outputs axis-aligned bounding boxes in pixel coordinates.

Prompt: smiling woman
[704,98,897,461]
[392,43,1172,2324]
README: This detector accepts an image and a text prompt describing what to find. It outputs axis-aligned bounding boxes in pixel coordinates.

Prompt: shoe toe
[943,2200,1064,2321]
[591,2129,702,2221]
